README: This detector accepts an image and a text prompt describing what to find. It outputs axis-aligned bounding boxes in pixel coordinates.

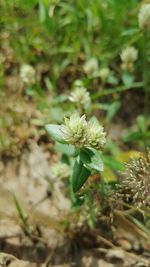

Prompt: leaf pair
[72,149,104,192]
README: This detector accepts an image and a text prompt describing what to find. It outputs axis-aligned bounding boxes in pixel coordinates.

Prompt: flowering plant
[46,113,106,192]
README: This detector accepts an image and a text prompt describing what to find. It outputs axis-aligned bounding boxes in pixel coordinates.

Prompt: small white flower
[60,113,88,148]
[138,4,150,30]
[99,67,110,81]
[69,87,90,105]
[20,64,36,84]
[83,58,98,76]
[120,47,138,71]
[87,120,106,150]
[120,47,138,63]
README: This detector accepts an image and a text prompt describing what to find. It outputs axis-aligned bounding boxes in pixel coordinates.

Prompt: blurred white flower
[120,47,138,71]
[20,64,36,84]
[69,87,90,105]
[99,67,110,82]
[120,47,138,63]
[138,4,150,30]
[83,58,98,76]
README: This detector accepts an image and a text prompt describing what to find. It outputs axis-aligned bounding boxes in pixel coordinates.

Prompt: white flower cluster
[60,113,106,150]
[120,46,138,71]
[138,4,150,30]
[20,64,36,84]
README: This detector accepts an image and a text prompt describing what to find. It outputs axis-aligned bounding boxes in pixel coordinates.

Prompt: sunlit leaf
[72,156,91,192]
[45,124,66,143]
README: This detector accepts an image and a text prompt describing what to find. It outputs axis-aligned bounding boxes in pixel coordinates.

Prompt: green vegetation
[0,0,150,265]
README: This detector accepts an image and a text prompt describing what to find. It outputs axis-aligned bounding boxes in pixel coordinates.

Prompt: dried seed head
[117,151,150,210]
[138,4,150,30]
[51,162,71,179]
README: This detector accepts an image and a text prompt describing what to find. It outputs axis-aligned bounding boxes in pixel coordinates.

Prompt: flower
[86,120,106,150]
[117,151,150,209]
[51,162,71,179]
[83,58,98,76]
[99,67,110,82]
[60,113,106,151]
[60,113,88,148]
[120,47,138,71]
[20,64,36,84]
[138,4,150,30]
[69,87,90,105]
[120,47,138,63]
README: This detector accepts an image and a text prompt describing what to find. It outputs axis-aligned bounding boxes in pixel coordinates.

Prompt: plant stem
[92,81,143,99]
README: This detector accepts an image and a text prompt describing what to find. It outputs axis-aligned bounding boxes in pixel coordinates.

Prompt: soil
[0,141,150,267]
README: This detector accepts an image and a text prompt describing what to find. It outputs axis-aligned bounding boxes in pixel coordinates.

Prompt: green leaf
[85,152,104,172]
[122,72,134,87]
[106,101,120,121]
[122,131,142,142]
[136,115,147,134]
[13,194,30,235]
[45,124,66,144]
[80,149,104,172]
[121,28,139,36]
[54,143,75,156]
[79,149,92,164]
[39,0,47,22]
[72,156,91,192]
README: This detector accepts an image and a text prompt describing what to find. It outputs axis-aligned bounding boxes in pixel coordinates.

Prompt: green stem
[92,81,143,100]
